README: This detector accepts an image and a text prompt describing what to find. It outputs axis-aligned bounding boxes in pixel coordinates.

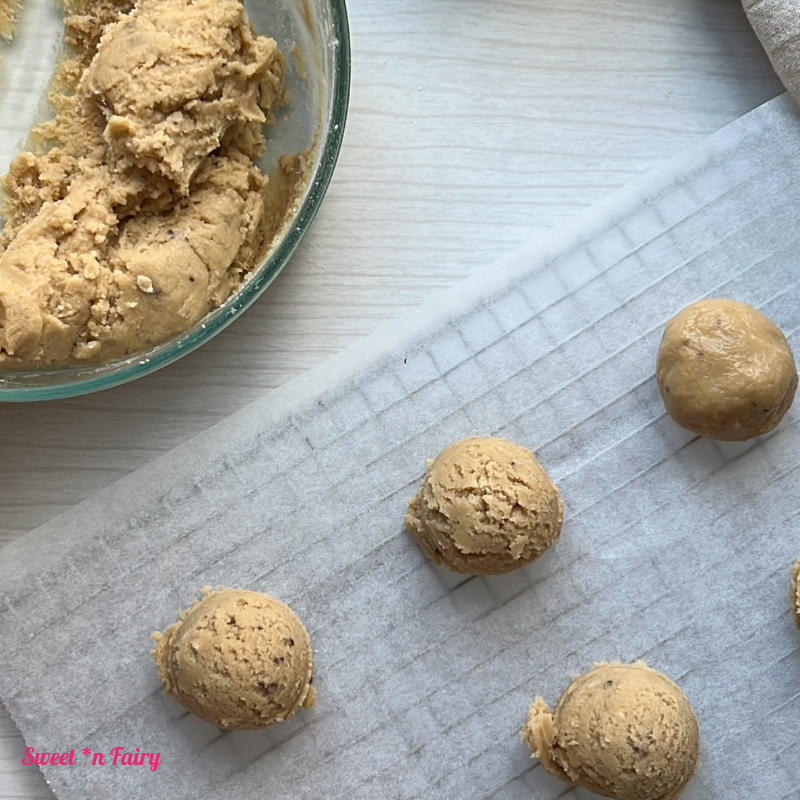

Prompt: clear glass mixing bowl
[0,0,350,400]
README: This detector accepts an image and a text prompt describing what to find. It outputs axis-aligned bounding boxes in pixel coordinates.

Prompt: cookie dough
[521,662,700,800]
[152,588,315,730]
[791,557,800,629]
[404,436,563,575]
[656,299,797,441]
[0,0,287,365]
[0,0,19,39]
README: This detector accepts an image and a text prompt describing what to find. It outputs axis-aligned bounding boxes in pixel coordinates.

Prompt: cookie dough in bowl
[656,298,797,441]
[404,436,563,575]
[152,587,316,730]
[791,557,800,629]
[521,662,700,800]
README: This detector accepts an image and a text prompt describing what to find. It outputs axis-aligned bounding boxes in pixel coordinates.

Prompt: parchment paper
[1,95,799,800]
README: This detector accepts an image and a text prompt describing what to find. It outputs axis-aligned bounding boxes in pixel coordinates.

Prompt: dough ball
[791,557,800,629]
[656,299,797,441]
[521,662,700,800]
[404,436,562,575]
[152,588,315,729]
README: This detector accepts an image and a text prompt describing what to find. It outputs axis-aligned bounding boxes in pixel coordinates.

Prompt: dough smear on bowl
[404,436,563,575]
[152,587,316,730]
[521,662,700,800]
[0,0,20,39]
[656,298,797,441]
[0,0,288,366]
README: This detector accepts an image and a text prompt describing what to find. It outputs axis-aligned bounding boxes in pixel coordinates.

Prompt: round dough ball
[791,557,800,629]
[152,588,315,729]
[656,298,797,441]
[521,662,700,800]
[404,436,563,575]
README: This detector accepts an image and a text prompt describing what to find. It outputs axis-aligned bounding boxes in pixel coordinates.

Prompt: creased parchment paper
[1,95,799,800]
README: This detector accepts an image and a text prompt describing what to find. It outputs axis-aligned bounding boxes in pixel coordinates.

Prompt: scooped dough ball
[521,662,700,800]
[152,588,315,729]
[404,436,563,575]
[656,299,797,441]
[791,558,800,629]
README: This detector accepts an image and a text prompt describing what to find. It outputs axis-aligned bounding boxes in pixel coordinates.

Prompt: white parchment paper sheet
[1,95,799,800]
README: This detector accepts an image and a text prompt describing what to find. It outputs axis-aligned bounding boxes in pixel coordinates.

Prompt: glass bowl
[0,0,350,401]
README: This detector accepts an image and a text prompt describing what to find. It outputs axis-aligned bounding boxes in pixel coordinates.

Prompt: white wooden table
[0,0,783,796]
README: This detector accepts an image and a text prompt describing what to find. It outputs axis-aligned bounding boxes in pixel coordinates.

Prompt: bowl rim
[0,0,352,402]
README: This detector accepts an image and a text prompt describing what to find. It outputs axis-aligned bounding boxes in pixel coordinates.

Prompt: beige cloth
[743,0,800,103]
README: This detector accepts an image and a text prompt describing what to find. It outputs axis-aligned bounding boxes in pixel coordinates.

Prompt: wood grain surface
[0,0,783,796]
